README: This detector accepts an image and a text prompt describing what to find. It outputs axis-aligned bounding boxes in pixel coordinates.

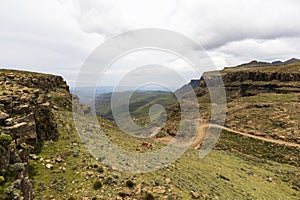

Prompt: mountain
[73,86,177,105]
[0,63,299,199]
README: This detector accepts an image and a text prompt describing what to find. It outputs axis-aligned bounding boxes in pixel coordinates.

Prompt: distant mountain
[235,58,300,68]
[72,85,177,105]
[95,90,178,124]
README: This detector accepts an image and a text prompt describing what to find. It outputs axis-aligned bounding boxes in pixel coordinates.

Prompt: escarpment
[196,64,300,97]
[0,69,71,200]
[198,61,300,143]
[164,60,300,144]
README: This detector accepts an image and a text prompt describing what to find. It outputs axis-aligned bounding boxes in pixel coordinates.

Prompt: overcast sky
[1,0,300,88]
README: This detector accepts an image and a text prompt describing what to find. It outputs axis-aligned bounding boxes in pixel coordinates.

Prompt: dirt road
[153,123,300,149]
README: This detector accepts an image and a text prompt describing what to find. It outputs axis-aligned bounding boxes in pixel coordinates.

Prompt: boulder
[0,96,11,105]
[0,110,9,122]
[14,104,31,114]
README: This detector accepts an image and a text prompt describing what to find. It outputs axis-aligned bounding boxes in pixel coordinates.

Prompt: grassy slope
[29,105,300,199]
[225,92,300,143]
[96,91,178,124]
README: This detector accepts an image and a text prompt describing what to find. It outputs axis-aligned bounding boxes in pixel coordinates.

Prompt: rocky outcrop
[0,69,71,200]
[193,60,300,98]
[223,71,300,83]
[4,70,69,92]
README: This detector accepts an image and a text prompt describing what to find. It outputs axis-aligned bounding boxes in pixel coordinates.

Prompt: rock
[6,119,37,147]
[165,178,171,184]
[266,177,273,182]
[135,183,142,195]
[61,167,66,172]
[191,191,200,198]
[0,111,9,120]
[0,96,11,104]
[122,187,132,196]
[141,141,153,150]
[4,118,14,126]
[6,122,28,133]
[54,156,63,163]
[153,186,166,194]
[7,73,15,79]
[46,164,54,169]
[37,94,47,104]
[29,154,39,160]
[14,104,30,114]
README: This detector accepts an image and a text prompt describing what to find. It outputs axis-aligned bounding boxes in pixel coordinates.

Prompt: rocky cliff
[196,60,300,96]
[0,69,71,199]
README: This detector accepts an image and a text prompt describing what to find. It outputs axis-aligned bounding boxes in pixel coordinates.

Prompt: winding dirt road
[154,123,300,149]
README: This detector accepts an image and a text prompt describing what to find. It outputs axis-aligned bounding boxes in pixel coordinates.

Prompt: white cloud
[0,0,300,88]
[0,0,102,80]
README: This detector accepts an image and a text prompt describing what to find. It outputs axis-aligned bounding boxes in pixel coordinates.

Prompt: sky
[1,0,300,88]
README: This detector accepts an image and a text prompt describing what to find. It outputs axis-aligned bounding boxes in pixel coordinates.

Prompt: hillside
[162,59,300,145]
[95,91,178,125]
[0,67,299,199]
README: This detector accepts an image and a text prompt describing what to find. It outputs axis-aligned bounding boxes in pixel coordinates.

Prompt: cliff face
[0,69,71,200]
[195,60,300,96]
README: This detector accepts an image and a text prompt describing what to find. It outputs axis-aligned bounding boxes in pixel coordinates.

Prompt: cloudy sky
[1,0,300,88]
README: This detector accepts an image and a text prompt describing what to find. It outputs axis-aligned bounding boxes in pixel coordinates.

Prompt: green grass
[216,129,300,167]
[238,93,298,103]
[27,107,300,199]
[95,91,178,124]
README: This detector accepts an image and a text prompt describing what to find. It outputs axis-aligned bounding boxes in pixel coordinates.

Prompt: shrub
[118,192,126,197]
[93,180,102,190]
[143,192,155,200]
[93,164,98,168]
[68,196,76,200]
[125,180,134,188]
[0,133,12,147]
[97,167,104,173]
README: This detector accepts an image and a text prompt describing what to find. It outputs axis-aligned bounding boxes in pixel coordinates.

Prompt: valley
[0,59,300,199]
